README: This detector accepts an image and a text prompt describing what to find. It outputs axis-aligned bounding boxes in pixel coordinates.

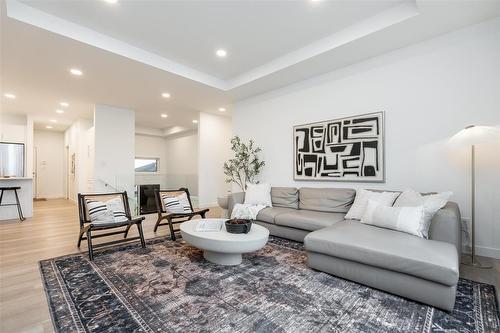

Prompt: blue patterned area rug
[40,237,499,333]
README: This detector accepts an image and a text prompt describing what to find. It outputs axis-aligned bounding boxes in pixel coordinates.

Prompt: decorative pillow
[345,189,400,220]
[361,200,427,237]
[105,197,128,222]
[86,197,128,223]
[393,189,453,238]
[161,192,193,214]
[244,183,272,207]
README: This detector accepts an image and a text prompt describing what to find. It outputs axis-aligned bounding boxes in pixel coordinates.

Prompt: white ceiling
[17,0,403,81]
[2,0,500,132]
[1,5,230,132]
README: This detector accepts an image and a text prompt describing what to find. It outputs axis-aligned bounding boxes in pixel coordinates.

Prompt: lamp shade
[449,125,500,147]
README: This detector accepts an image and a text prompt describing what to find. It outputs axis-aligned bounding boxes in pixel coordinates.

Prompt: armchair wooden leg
[167,217,176,241]
[86,229,94,261]
[77,229,85,247]
[124,224,132,238]
[153,216,162,232]
[137,222,146,248]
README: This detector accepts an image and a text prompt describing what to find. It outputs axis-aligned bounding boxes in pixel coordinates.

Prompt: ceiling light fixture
[50,119,57,123]
[55,109,64,114]
[60,102,69,107]
[216,49,227,58]
[161,92,171,98]
[192,120,198,124]
[46,125,53,129]
[161,114,168,118]
[4,93,16,99]
[103,0,118,3]
[70,68,83,76]
[218,107,226,112]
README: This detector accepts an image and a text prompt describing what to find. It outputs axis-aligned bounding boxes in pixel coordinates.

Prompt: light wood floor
[0,199,498,333]
[0,199,223,333]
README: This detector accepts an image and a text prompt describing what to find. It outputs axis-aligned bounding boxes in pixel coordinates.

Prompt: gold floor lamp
[450,125,500,268]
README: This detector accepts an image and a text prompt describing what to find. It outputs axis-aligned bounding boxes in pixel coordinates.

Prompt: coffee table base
[203,250,242,266]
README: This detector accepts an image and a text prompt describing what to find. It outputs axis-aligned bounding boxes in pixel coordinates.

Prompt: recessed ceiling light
[60,102,69,107]
[55,109,64,114]
[70,68,83,76]
[218,107,226,112]
[46,125,53,129]
[161,92,171,98]
[4,93,16,99]
[50,119,57,123]
[161,114,168,118]
[103,0,118,3]
[216,49,227,58]
[192,120,198,124]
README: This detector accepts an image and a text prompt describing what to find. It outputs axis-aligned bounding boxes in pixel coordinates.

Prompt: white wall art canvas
[294,112,385,182]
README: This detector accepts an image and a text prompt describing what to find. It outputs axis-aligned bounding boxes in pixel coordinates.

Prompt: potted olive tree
[217,136,265,218]
[223,136,265,192]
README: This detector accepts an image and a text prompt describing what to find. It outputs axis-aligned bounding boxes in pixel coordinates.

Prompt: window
[135,158,159,173]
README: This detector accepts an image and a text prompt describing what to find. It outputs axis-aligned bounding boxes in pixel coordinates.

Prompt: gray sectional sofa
[228,187,461,311]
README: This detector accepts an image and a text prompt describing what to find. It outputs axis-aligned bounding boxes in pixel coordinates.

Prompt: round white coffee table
[180,219,269,265]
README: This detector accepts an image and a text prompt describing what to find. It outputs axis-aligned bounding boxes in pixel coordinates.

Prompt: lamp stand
[462,144,492,269]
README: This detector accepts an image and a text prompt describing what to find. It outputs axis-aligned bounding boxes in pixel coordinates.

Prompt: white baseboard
[198,202,218,209]
[462,245,500,260]
[35,196,66,200]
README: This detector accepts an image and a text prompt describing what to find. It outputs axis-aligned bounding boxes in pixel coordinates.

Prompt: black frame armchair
[154,188,209,240]
[77,191,146,260]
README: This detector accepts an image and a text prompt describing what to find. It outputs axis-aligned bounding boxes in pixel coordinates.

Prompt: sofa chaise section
[304,202,461,311]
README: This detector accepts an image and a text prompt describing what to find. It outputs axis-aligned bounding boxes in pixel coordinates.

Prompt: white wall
[233,19,500,258]
[93,105,135,195]
[165,131,198,195]
[0,114,26,143]
[34,130,65,198]
[198,113,232,207]
[0,113,33,179]
[135,133,168,185]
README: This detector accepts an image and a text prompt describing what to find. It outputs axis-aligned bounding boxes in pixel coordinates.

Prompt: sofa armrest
[428,201,462,256]
[228,192,245,218]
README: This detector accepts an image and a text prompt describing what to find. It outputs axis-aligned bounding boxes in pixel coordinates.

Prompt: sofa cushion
[271,187,299,209]
[299,187,355,213]
[304,221,459,286]
[256,207,297,224]
[274,210,345,231]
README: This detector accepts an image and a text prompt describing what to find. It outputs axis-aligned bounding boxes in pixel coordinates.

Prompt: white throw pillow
[161,192,193,214]
[86,197,128,224]
[393,189,452,238]
[105,197,128,222]
[361,200,427,237]
[244,183,272,207]
[345,189,400,220]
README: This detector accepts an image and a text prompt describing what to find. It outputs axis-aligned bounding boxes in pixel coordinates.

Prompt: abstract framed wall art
[293,111,385,182]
